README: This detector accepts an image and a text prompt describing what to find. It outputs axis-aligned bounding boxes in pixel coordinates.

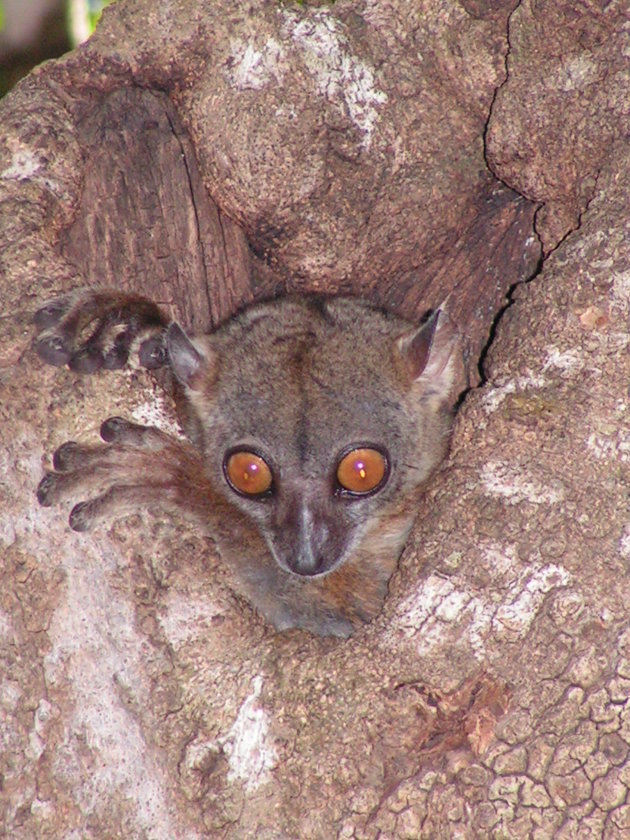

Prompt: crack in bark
[162,99,214,325]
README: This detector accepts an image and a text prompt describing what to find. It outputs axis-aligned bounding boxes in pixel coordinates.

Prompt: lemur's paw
[34,289,169,373]
[36,418,204,531]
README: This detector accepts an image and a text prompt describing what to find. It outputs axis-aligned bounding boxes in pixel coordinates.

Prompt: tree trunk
[0,1,628,837]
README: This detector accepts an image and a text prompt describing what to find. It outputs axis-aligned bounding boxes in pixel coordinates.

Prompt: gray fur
[36,291,458,636]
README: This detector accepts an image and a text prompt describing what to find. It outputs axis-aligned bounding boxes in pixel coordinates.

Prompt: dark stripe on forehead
[293,340,310,465]
[267,327,320,465]
[296,410,308,463]
[271,329,317,347]
[306,296,336,325]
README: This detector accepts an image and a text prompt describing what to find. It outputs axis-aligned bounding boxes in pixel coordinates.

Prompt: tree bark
[0,1,628,837]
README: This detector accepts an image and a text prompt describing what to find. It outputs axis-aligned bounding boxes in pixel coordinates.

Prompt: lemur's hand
[34,289,170,373]
[37,416,226,532]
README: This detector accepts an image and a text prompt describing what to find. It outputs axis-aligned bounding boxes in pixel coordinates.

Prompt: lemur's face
[168,295,456,578]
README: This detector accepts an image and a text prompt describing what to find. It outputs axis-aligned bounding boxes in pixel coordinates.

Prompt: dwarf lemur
[35,290,457,637]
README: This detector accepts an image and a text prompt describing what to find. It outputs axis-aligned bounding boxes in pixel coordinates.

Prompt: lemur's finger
[34,296,72,329]
[38,421,177,508]
[100,417,171,448]
[36,469,105,506]
[68,344,105,373]
[102,329,133,369]
[69,485,147,531]
[51,441,119,473]
[38,448,143,505]
[52,441,83,471]
[36,472,63,506]
[69,482,182,531]
[34,334,72,366]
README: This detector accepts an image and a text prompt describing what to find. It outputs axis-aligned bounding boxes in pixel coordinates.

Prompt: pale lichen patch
[0,140,65,198]
[0,679,22,714]
[480,461,565,505]
[586,427,630,462]
[27,697,56,767]
[226,38,285,90]
[284,10,387,147]
[556,54,598,91]
[220,676,278,792]
[492,564,571,638]
[41,536,181,838]
[159,591,225,648]
[0,148,43,181]
[542,346,584,374]
[482,374,547,413]
[130,396,184,439]
[0,609,12,642]
[1,439,59,548]
[395,543,572,661]
[611,269,630,314]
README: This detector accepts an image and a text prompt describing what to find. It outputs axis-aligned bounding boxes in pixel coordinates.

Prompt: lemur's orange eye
[225,451,273,496]
[336,448,387,495]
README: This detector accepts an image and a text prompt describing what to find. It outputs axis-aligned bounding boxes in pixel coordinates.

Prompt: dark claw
[68,346,104,374]
[36,473,58,506]
[100,416,132,442]
[34,299,68,329]
[69,501,92,532]
[139,336,168,369]
[102,345,129,370]
[35,335,71,367]
[103,331,131,370]
[52,441,80,471]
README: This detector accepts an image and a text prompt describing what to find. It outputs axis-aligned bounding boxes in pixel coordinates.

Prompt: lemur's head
[167,295,457,579]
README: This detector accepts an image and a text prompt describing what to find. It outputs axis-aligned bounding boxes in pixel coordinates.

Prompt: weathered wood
[59,86,253,331]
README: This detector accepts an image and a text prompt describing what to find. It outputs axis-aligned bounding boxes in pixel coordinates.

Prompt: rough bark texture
[0,1,628,838]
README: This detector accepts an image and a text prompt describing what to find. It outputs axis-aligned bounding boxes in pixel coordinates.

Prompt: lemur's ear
[396,308,458,402]
[166,323,217,391]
